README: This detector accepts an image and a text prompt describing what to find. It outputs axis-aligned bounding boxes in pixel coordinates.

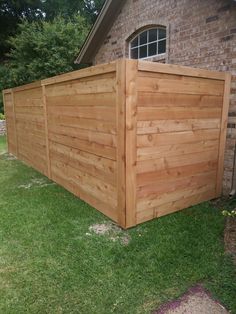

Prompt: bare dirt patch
[18,178,55,189]
[0,153,16,160]
[224,217,236,264]
[87,222,131,245]
[153,285,228,314]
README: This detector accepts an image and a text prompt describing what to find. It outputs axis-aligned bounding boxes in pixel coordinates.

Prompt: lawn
[0,135,235,313]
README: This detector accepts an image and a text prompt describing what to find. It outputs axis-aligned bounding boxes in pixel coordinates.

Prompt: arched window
[129,27,166,59]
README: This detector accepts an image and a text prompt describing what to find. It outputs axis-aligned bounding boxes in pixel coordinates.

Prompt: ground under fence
[3,59,231,228]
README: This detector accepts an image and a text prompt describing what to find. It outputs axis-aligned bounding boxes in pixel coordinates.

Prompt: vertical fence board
[116,59,126,228]
[216,73,231,196]
[42,84,51,179]
[2,59,231,228]
[125,60,138,228]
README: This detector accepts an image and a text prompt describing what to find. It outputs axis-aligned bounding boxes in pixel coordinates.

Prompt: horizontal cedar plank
[4,109,14,118]
[15,113,44,123]
[14,99,43,108]
[138,61,226,80]
[51,172,118,222]
[3,93,12,101]
[48,115,116,135]
[48,125,117,147]
[14,97,42,107]
[138,70,224,82]
[47,105,116,122]
[46,92,115,107]
[51,159,117,207]
[137,160,217,187]
[42,61,116,85]
[15,106,44,115]
[8,143,17,155]
[14,87,42,99]
[155,189,216,218]
[16,120,45,132]
[49,133,116,160]
[17,132,46,146]
[4,101,14,108]
[137,140,219,161]
[137,129,220,148]
[18,144,47,162]
[137,76,224,96]
[50,144,116,187]
[45,77,115,97]
[137,183,216,211]
[18,155,48,177]
[137,170,217,199]
[137,119,221,134]
[18,149,47,174]
[13,81,41,93]
[49,141,116,175]
[17,127,46,141]
[137,106,222,120]
[137,150,218,174]
[136,188,216,224]
[138,93,223,108]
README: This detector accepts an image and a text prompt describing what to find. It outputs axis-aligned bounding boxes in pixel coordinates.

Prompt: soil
[224,216,236,264]
[87,222,131,245]
[153,285,228,314]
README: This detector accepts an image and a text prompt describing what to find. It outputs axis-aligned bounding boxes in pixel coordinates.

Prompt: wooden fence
[3,59,231,228]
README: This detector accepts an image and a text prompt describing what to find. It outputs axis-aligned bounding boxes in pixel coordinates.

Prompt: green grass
[0,135,235,314]
[0,135,6,153]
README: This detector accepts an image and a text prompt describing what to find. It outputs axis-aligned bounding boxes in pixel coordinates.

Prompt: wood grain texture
[135,61,228,226]
[116,59,126,228]
[216,73,231,196]
[2,59,230,228]
[125,59,138,228]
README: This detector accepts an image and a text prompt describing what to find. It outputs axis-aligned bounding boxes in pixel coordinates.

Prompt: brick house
[75,0,236,195]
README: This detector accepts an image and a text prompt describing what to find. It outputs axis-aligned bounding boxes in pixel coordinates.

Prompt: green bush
[0,63,12,114]
[7,15,89,86]
[0,15,89,113]
[0,113,5,120]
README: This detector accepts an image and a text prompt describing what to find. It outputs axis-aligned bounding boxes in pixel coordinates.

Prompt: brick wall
[0,120,6,136]
[94,0,236,195]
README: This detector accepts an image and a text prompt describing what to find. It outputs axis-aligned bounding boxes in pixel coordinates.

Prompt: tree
[42,0,105,24]
[7,15,89,86]
[0,15,89,113]
[0,0,44,60]
[0,0,105,61]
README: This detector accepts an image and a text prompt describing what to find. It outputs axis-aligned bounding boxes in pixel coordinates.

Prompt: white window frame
[129,27,166,60]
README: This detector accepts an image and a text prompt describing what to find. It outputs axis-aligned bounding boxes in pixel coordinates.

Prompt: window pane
[158,39,166,54]
[140,31,147,45]
[148,42,157,56]
[131,36,138,48]
[131,48,138,59]
[149,29,157,42]
[139,45,147,58]
[158,28,166,40]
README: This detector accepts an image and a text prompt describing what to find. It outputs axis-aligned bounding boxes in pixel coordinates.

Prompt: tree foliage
[0,15,89,112]
[0,0,44,59]
[0,0,105,60]
[0,0,106,112]
[7,15,89,86]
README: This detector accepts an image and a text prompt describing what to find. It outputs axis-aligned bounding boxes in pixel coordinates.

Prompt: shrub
[7,15,89,87]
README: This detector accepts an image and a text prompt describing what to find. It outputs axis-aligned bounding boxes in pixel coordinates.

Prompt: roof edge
[75,0,125,64]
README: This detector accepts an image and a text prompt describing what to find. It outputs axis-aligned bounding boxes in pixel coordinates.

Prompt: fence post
[116,59,126,228]
[42,84,51,179]
[216,72,231,197]
[125,59,138,228]
[11,89,18,157]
